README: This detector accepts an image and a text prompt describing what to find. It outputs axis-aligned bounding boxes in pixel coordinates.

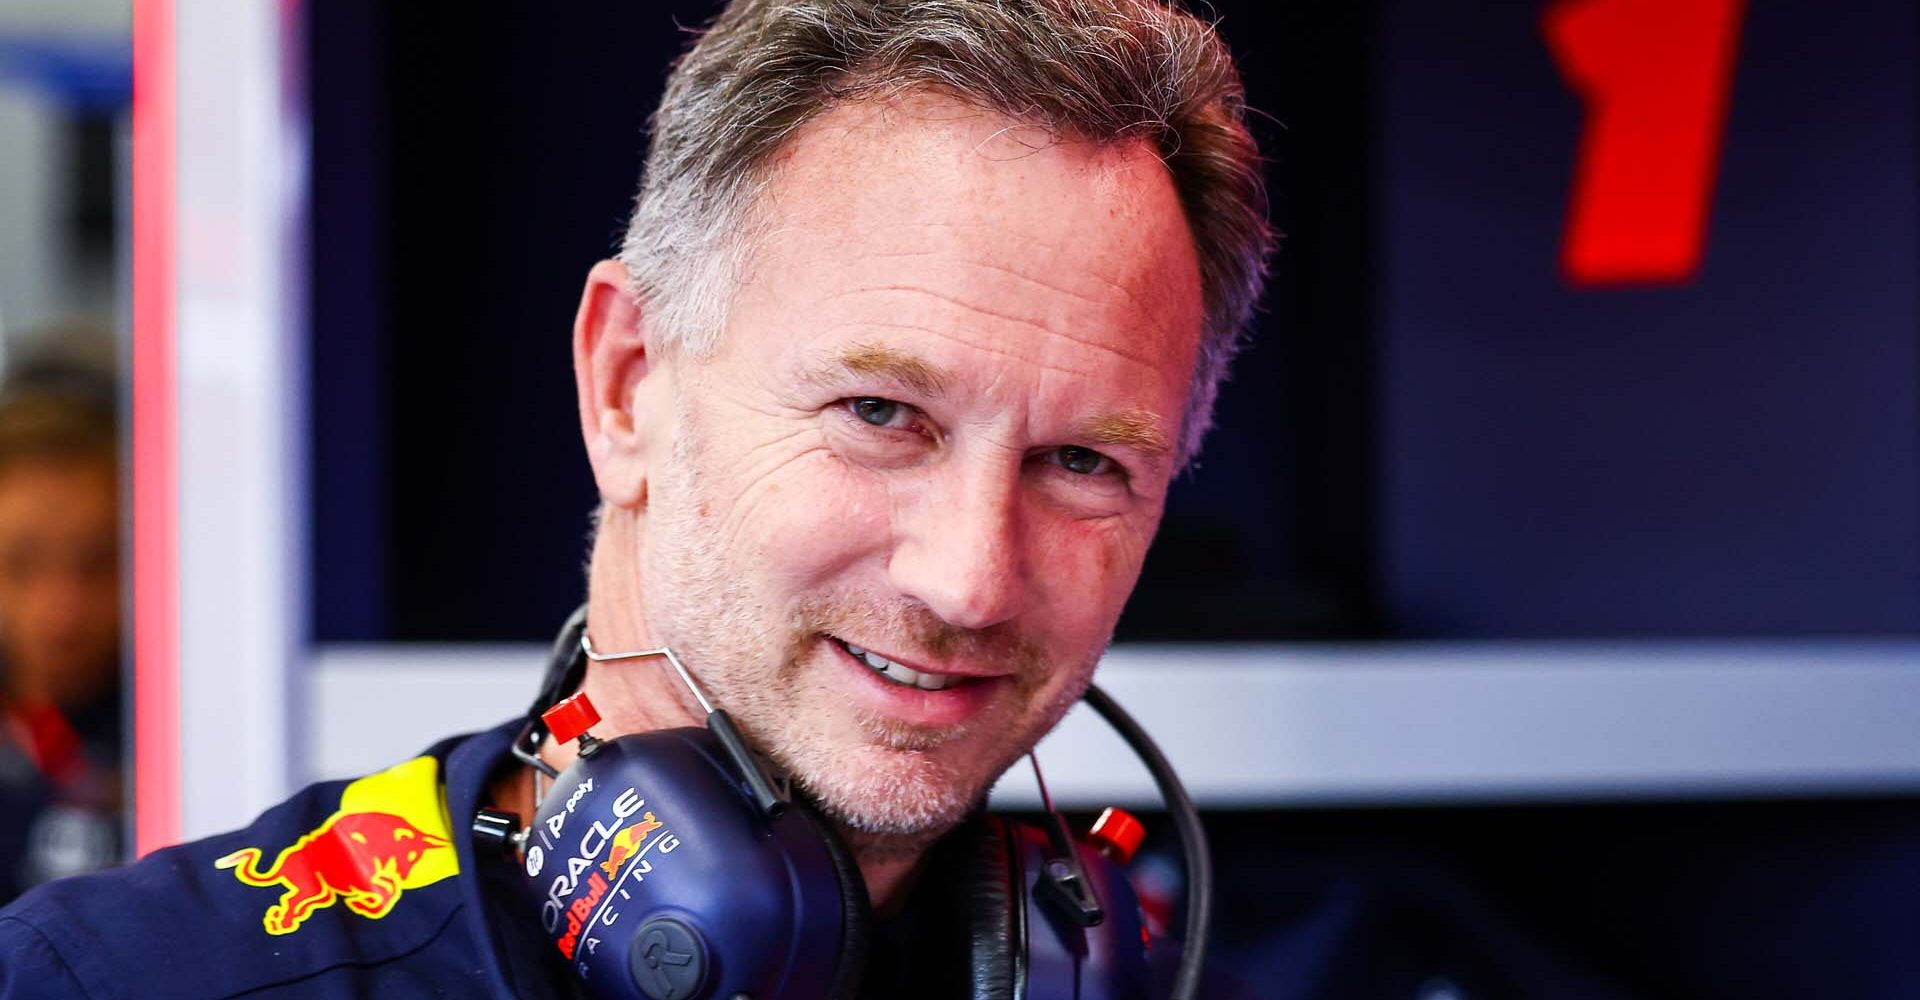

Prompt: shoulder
[0,735,491,1000]
[0,915,88,997]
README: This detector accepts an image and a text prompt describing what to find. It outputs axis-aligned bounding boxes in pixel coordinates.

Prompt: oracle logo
[1545,0,1747,286]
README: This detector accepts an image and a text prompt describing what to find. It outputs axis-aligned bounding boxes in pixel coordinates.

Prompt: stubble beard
[637,399,1102,843]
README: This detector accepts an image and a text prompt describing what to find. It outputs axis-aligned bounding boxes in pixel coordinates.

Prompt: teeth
[842,641,955,692]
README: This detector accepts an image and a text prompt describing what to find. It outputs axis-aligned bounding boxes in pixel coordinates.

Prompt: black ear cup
[796,801,872,1000]
[965,815,1026,1000]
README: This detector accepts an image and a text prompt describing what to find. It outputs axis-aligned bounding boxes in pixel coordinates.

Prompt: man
[0,374,124,904]
[0,1,1268,997]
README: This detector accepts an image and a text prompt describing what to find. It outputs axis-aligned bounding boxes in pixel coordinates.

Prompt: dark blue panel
[309,0,389,641]
[1380,0,1919,636]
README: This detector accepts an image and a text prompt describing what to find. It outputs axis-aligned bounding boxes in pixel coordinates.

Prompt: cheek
[1027,515,1153,645]
[723,449,896,593]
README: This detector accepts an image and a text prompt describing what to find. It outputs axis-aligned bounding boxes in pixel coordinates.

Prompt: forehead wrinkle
[961,257,1150,319]
[827,220,1170,329]
[827,283,1160,371]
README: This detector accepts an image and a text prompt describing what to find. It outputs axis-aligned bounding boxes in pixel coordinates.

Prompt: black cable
[1081,684,1211,1000]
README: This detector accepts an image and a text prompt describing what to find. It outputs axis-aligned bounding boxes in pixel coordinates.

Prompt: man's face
[637,96,1204,835]
[0,456,120,707]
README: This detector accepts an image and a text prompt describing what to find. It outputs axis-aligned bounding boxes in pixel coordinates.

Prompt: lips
[824,636,1006,728]
[841,640,958,691]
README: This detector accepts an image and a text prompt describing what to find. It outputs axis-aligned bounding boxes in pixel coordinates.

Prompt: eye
[848,397,909,429]
[829,396,937,468]
[1054,445,1114,476]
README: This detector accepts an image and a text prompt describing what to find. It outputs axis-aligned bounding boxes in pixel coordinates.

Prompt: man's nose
[887,459,1027,631]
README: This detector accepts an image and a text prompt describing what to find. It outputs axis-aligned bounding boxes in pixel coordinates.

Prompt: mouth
[823,634,1009,729]
[834,637,963,692]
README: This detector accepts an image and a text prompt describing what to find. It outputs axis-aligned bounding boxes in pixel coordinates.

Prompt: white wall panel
[310,642,1920,812]
[174,0,304,839]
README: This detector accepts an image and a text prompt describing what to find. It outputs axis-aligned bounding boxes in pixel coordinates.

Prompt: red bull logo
[550,802,680,961]
[557,872,611,960]
[216,757,459,935]
[599,811,665,879]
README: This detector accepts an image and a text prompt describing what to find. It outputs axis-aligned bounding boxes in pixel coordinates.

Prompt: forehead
[723,92,1205,416]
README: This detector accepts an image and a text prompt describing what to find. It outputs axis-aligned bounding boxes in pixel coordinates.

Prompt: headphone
[473,606,1212,1000]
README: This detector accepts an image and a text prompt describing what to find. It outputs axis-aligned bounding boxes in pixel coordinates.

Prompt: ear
[574,259,671,508]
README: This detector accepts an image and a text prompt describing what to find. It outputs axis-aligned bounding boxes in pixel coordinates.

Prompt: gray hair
[619,0,1272,462]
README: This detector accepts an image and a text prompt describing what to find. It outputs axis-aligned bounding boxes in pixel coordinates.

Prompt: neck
[579,511,705,737]
[490,506,937,912]
[841,827,947,917]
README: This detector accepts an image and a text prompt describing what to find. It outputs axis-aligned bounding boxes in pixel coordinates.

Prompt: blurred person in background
[0,329,122,904]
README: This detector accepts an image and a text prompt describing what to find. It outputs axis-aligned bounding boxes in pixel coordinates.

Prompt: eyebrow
[806,342,952,396]
[804,342,1172,460]
[1081,409,1172,460]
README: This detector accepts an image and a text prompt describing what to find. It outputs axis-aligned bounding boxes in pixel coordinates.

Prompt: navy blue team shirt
[0,715,1637,1000]
[0,719,583,999]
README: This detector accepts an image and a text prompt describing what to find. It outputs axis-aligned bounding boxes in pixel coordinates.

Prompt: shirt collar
[444,716,580,1000]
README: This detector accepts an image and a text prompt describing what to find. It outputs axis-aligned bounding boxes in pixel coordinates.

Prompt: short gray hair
[619,0,1273,462]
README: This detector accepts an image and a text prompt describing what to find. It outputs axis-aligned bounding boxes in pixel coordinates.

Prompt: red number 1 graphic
[1544,0,1746,286]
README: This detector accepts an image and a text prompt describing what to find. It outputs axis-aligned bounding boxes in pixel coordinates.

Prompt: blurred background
[6,0,1920,996]
[0,0,129,908]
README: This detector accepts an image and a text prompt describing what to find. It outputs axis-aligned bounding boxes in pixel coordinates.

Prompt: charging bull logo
[215,757,459,935]
[599,811,664,879]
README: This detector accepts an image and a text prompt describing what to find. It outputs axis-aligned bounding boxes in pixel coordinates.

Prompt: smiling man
[563,86,1230,909]
[547,0,1269,926]
[0,2,1269,997]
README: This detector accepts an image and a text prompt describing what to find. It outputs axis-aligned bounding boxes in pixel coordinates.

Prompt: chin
[789,736,994,837]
